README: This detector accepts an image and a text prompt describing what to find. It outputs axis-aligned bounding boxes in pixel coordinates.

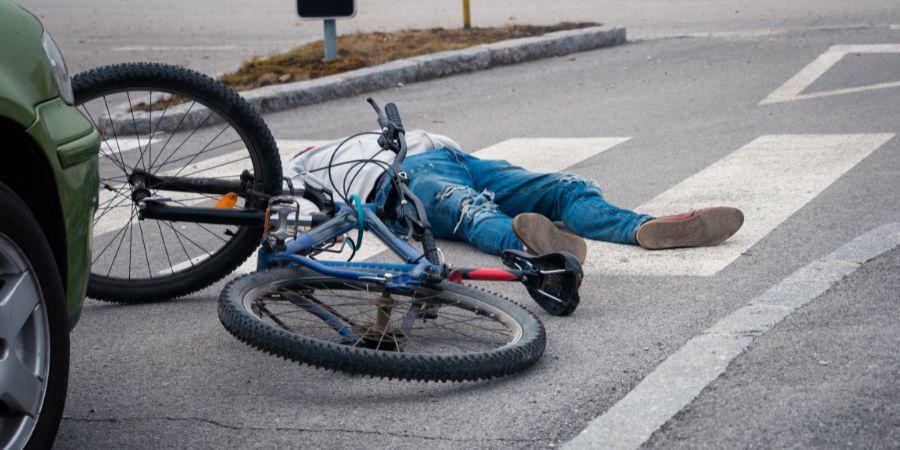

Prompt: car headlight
[41,30,74,105]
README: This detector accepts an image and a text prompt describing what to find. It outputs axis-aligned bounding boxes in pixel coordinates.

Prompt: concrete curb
[99,25,625,135]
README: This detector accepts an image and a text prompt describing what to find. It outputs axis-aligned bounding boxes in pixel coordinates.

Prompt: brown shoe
[512,213,587,264]
[636,207,744,250]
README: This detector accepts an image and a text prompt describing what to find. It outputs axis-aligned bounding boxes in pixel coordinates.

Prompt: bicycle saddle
[501,249,583,316]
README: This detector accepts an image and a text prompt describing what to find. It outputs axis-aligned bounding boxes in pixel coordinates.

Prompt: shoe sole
[512,213,587,264]
[636,207,744,250]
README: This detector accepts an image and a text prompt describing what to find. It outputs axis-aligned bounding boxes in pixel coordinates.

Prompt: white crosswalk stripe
[463,134,894,276]
[472,137,631,172]
[227,138,631,275]
[582,134,894,276]
[101,134,894,279]
[96,140,325,237]
[99,137,160,156]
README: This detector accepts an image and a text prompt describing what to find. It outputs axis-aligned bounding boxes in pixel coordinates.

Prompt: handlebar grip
[385,103,404,130]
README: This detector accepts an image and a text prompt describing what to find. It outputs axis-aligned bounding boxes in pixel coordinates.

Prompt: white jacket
[284,129,461,202]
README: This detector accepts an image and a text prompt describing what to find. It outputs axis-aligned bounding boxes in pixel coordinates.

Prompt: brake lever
[367,97,390,130]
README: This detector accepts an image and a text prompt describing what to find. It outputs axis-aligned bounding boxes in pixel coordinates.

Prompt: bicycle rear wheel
[218,268,546,382]
[74,63,282,303]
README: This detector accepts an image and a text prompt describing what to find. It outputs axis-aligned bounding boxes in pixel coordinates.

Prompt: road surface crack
[63,415,540,443]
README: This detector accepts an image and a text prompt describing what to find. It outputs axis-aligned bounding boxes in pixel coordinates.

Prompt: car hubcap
[0,233,50,448]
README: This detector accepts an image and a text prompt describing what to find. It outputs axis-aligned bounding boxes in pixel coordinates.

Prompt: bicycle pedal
[264,196,303,250]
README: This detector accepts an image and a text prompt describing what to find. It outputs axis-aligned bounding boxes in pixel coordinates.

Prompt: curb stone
[100,25,625,135]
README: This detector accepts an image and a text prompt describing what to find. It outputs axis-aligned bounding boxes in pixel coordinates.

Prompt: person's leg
[374,149,523,255]
[461,153,744,249]
[461,154,651,245]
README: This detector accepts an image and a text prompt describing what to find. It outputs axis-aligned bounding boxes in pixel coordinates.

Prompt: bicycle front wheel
[218,268,546,382]
[74,63,282,303]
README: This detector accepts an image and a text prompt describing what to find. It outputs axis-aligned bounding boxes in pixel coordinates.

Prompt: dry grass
[219,22,598,91]
[132,23,598,111]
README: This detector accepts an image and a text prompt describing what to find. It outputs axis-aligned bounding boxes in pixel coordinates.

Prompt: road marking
[98,134,894,278]
[469,134,893,276]
[226,138,630,274]
[472,137,631,172]
[584,134,894,276]
[760,44,900,104]
[890,24,900,30]
[565,222,900,450]
[94,140,324,238]
[230,140,398,272]
[100,137,160,156]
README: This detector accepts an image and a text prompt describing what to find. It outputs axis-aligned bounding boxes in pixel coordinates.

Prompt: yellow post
[463,0,471,29]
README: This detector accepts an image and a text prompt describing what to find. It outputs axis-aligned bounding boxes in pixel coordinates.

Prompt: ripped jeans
[374,147,653,256]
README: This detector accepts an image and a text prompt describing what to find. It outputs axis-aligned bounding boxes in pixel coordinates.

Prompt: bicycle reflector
[215,192,239,209]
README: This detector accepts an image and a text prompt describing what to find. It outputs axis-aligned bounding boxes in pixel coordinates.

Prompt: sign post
[296,0,357,62]
[463,0,471,29]
[323,19,337,60]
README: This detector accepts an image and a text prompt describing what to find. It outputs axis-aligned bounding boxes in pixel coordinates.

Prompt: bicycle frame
[256,202,529,289]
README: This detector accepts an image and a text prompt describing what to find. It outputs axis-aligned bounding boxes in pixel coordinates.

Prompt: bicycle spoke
[161,221,214,259]
[102,95,130,171]
[151,138,245,173]
[93,193,132,226]
[168,199,229,243]
[93,207,136,264]
[95,184,132,218]
[168,124,229,179]
[125,91,146,172]
[80,104,129,173]
[147,100,197,170]
[137,221,153,278]
[104,208,136,277]
[163,221,197,269]
[149,108,216,173]
[178,154,251,178]
[155,220,176,276]
[252,282,512,354]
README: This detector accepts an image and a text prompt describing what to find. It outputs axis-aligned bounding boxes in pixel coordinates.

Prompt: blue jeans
[375,148,653,256]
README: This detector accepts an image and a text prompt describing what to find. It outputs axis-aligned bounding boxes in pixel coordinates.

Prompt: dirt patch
[131,23,598,112]
[220,23,598,91]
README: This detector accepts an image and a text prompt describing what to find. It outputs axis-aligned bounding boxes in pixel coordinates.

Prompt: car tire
[0,181,69,450]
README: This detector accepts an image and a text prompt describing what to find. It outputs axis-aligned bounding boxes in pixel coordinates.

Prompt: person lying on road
[284,130,744,263]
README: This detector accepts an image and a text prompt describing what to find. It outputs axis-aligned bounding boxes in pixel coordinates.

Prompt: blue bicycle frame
[256,203,441,289]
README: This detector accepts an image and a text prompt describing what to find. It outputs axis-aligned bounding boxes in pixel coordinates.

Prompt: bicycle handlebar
[367,98,441,266]
[385,103,404,130]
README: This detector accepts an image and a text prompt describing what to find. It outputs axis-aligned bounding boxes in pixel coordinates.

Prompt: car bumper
[26,97,100,327]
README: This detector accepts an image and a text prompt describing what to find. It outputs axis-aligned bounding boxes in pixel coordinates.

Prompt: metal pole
[324,19,338,61]
[463,0,471,29]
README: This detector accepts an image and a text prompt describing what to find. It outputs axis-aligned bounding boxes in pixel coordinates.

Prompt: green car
[0,1,100,448]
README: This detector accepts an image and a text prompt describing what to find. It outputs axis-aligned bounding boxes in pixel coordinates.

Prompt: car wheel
[0,181,69,450]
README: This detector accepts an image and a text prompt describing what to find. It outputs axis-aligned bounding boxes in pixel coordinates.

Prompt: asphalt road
[19,0,900,75]
[645,246,900,449]
[22,1,900,448]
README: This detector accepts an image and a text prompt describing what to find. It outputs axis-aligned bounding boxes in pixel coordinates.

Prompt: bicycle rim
[76,65,276,300]
[219,268,546,381]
